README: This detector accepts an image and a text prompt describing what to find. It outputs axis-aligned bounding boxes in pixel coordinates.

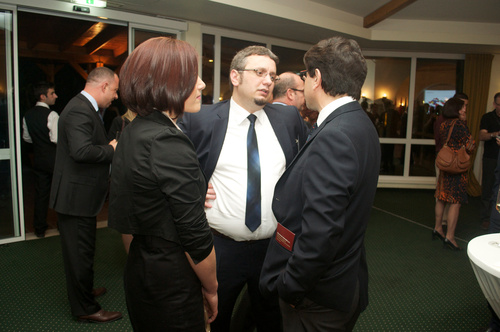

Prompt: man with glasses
[272,71,306,112]
[179,45,308,332]
[479,92,500,230]
[260,36,381,331]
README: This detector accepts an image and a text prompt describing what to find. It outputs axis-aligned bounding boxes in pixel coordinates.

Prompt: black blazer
[259,101,381,312]
[49,93,114,217]
[108,111,213,264]
[178,100,308,179]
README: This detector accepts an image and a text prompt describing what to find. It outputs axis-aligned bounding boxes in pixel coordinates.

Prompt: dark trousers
[124,235,205,332]
[33,168,52,233]
[481,157,497,223]
[58,213,101,317]
[210,235,281,332]
[279,282,360,332]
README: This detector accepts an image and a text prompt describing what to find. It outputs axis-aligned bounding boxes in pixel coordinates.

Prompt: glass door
[0,9,21,244]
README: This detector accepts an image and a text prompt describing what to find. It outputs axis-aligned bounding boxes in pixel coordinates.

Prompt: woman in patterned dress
[434,97,475,250]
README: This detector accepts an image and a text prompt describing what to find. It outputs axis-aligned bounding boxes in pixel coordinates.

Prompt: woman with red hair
[108,37,217,331]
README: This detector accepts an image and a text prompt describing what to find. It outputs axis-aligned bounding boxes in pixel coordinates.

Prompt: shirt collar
[80,90,99,112]
[230,97,264,125]
[316,96,355,126]
[35,101,50,109]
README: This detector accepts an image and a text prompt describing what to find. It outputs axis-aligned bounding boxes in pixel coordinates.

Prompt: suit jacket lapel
[77,93,108,138]
[265,106,296,166]
[286,101,361,169]
[205,103,230,179]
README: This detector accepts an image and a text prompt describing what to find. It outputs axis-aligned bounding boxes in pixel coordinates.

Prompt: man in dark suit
[49,67,122,323]
[180,46,308,332]
[22,82,58,238]
[260,36,381,332]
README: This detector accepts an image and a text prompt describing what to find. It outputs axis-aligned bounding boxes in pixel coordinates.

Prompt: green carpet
[0,188,492,331]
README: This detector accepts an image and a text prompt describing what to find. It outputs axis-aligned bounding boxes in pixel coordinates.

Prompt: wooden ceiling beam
[85,26,123,55]
[364,0,418,28]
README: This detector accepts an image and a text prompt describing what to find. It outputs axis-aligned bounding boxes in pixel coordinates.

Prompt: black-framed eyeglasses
[238,68,280,82]
[298,70,307,81]
[290,88,304,93]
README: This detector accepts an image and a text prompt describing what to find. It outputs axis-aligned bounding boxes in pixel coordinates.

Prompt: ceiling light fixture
[71,0,107,8]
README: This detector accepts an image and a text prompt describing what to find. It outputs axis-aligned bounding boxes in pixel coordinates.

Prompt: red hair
[119,37,198,118]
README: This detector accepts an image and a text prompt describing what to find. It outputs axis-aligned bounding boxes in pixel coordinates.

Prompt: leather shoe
[77,309,122,323]
[92,287,107,297]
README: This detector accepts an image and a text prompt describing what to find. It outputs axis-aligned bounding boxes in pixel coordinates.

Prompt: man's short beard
[254,97,268,107]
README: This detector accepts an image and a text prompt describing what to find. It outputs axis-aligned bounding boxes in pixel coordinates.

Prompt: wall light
[72,0,107,8]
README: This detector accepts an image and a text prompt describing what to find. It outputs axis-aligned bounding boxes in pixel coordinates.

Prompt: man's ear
[230,69,241,87]
[286,88,295,101]
[312,68,322,90]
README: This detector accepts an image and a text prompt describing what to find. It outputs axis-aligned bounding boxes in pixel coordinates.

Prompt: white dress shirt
[206,98,286,241]
[316,96,355,126]
[22,101,59,144]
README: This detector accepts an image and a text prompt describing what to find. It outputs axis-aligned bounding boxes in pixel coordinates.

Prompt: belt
[211,228,263,244]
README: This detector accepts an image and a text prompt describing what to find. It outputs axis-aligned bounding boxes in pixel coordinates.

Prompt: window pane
[409,144,437,177]
[271,45,305,73]
[362,57,411,139]
[202,34,215,104]
[219,37,265,102]
[412,59,461,139]
[380,143,404,176]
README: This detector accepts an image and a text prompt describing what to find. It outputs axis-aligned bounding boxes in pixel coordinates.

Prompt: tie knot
[248,114,257,124]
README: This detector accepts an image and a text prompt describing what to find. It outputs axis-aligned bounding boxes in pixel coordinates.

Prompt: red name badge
[276,223,295,251]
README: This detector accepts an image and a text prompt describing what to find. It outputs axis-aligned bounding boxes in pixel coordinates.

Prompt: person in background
[108,37,217,331]
[479,92,500,230]
[107,109,137,254]
[22,81,58,238]
[179,45,308,332]
[49,67,120,323]
[433,93,469,227]
[434,97,475,251]
[107,109,136,141]
[272,71,305,111]
[260,36,381,332]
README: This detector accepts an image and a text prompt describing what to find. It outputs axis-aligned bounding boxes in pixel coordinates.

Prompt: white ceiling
[78,0,500,54]
[311,0,500,24]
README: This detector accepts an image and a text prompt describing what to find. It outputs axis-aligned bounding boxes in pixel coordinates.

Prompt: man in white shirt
[22,82,58,238]
[179,46,308,332]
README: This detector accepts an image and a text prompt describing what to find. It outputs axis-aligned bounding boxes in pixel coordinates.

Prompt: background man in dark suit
[180,46,308,332]
[49,67,121,323]
[22,82,58,238]
[260,36,381,332]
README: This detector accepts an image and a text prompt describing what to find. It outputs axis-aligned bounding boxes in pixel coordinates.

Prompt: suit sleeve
[64,106,114,163]
[277,128,359,304]
[150,129,213,264]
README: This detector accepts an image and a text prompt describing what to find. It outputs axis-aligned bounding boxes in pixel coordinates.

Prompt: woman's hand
[203,287,218,324]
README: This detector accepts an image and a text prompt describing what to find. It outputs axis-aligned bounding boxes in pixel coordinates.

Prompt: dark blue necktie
[246,114,261,232]
[306,122,318,142]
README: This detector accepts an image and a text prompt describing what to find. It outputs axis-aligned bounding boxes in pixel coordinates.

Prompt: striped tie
[245,114,261,232]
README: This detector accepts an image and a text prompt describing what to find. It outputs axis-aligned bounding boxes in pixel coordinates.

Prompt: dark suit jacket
[178,100,308,179]
[108,111,213,264]
[49,93,114,217]
[260,101,381,312]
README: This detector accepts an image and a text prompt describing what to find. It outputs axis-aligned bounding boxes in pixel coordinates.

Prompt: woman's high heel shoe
[432,230,445,241]
[444,238,461,251]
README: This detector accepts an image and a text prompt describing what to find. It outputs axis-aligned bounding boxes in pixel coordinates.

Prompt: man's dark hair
[33,81,54,102]
[304,36,367,100]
